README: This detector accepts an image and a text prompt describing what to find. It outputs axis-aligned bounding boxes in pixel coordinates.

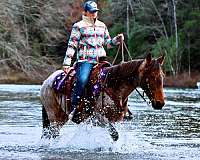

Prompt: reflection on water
[0,84,200,160]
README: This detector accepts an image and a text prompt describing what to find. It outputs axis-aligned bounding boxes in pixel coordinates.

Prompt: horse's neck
[104,60,143,99]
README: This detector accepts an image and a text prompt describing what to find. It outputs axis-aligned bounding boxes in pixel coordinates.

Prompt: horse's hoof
[41,133,51,139]
[41,131,57,139]
[111,131,119,141]
[108,124,119,141]
[123,115,133,121]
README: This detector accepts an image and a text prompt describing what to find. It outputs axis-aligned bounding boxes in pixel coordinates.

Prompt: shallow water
[0,84,200,160]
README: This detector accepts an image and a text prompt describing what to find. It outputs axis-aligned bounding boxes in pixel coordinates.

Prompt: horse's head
[139,53,165,110]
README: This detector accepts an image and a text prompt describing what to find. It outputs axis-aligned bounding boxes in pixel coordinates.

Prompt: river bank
[0,70,199,88]
[164,71,200,88]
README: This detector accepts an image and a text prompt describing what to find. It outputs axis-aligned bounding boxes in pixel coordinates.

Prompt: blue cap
[83,1,99,13]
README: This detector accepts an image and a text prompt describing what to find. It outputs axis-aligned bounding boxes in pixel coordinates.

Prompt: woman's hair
[82,10,87,16]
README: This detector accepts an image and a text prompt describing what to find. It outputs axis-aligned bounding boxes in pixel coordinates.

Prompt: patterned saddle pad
[52,68,75,93]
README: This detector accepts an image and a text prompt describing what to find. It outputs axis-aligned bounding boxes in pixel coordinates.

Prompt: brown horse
[40,53,165,141]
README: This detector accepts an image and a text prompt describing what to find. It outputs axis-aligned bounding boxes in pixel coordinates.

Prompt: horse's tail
[40,81,50,129]
[42,105,50,129]
[41,105,52,139]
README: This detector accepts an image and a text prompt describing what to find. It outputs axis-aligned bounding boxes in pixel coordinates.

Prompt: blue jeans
[71,61,94,111]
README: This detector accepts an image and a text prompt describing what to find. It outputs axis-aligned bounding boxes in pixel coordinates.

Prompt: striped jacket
[63,15,118,65]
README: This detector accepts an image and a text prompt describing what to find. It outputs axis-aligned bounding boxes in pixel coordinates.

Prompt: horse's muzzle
[152,100,165,110]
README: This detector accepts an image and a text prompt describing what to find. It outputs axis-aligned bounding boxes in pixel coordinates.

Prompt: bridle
[137,60,164,106]
[137,76,154,106]
[137,61,158,105]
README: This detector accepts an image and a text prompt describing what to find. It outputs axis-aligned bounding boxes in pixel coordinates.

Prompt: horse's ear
[157,54,165,65]
[146,52,152,65]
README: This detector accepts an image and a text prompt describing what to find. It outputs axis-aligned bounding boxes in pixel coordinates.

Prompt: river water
[0,84,200,160]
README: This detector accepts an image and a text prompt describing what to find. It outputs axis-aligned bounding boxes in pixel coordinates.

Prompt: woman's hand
[116,33,124,42]
[112,33,124,45]
[63,66,72,74]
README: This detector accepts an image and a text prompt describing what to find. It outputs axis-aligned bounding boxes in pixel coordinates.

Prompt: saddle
[52,61,111,113]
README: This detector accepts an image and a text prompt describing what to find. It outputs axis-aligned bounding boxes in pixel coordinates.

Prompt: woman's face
[86,11,98,19]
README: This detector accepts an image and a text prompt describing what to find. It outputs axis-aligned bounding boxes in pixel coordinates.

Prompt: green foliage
[151,36,177,72]
[127,21,153,58]
[107,22,125,58]
[32,39,42,57]
[0,24,5,33]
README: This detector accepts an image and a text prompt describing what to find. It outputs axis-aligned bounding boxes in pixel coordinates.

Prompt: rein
[111,41,153,106]
[112,41,132,65]
[135,88,151,106]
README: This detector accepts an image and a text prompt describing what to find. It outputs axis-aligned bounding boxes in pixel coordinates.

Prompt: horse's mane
[104,59,144,86]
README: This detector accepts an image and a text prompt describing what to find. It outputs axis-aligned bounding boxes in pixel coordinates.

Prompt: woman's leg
[71,61,94,111]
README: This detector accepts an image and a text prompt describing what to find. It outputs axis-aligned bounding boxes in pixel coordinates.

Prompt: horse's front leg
[107,123,119,141]
[92,114,119,141]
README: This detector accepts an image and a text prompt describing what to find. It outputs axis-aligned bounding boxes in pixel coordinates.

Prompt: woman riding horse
[63,1,124,119]
[40,53,165,141]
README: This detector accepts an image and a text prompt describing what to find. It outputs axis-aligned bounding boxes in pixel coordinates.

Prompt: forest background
[0,0,199,88]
